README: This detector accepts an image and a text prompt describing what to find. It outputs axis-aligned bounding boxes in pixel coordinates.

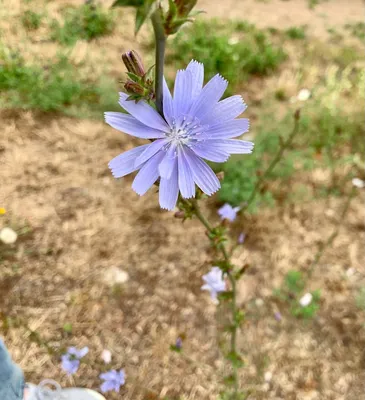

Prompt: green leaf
[112,0,144,7]
[135,0,156,34]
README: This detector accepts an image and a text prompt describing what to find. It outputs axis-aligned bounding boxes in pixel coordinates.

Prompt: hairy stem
[189,199,241,398]
[151,8,166,117]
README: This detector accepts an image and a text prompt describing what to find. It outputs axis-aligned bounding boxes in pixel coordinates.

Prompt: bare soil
[1,1,365,399]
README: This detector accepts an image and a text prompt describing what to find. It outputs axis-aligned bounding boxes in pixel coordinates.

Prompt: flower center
[167,115,205,146]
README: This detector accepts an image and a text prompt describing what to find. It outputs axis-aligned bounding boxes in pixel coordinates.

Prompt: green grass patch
[166,19,287,93]
[274,270,321,319]
[218,101,364,210]
[21,10,43,30]
[285,26,306,40]
[344,22,365,41]
[0,44,119,116]
[50,2,115,45]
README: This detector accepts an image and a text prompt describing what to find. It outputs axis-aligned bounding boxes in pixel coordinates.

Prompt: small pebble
[0,227,17,244]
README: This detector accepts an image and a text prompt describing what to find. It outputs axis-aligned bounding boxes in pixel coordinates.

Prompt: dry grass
[1,0,365,399]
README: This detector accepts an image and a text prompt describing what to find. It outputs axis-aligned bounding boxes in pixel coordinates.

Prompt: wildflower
[106,60,252,210]
[175,337,183,350]
[218,203,240,222]
[0,208,6,215]
[61,347,89,375]
[201,267,226,302]
[297,88,311,102]
[0,227,17,244]
[274,311,282,321]
[238,232,246,244]
[352,178,365,188]
[299,293,312,307]
[101,349,112,364]
[100,369,126,393]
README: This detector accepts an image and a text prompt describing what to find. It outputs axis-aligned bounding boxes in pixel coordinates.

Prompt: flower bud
[174,210,185,219]
[122,50,145,77]
[124,80,145,96]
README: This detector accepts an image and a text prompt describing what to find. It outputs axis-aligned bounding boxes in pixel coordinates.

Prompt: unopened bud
[216,171,224,181]
[124,80,145,95]
[122,50,145,77]
[174,211,185,219]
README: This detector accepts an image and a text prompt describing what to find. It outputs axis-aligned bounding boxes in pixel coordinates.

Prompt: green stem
[151,8,166,117]
[189,199,241,398]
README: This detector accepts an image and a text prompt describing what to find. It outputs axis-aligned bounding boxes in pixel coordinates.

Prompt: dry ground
[1,0,365,399]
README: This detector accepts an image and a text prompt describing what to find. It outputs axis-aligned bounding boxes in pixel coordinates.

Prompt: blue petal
[105,112,166,139]
[132,151,164,195]
[183,148,220,195]
[159,161,179,210]
[207,139,254,154]
[173,69,193,118]
[178,147,195,198]
[204,118,250,139]
[119,93,169,132]
[186,60,204,99]
[190,142,230,162]
[204,95,247,125]
[163,78,174,126]
[189,74,228,121]
[109,145,149,178]
[158,144,177,179]
[135,139,169,167]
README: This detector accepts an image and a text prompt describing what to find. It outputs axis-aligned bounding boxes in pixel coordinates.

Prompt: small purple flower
[106,60,252,210]
[274,311,282,321]
[218,203,240,222]
[202,267,226,303]
[61,346,89,375]
[100,369,126,393]
[238,232,246,244]
[175,337,183,350]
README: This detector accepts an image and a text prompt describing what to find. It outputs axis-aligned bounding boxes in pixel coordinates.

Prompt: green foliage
[218,75,364,209]
[167,19,287,94]
[63,322,73,334]
[21,10,43,30]
[0,45,118,115]
[50,2,115,45]
[112,0,156,34]
[274,270,321,319]
[344,22,365,41]
[285,26,306,40]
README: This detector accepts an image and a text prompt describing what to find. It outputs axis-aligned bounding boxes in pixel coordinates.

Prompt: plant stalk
[151,8,166,117]
[189,199,241,398]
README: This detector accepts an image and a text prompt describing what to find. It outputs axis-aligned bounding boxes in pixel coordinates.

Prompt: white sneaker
[27,380,106,400]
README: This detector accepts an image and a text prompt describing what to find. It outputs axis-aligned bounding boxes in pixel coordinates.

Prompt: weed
[166,19,287,94]
[50,2,115,45]
[274,270,321,319]
[344,22,365,41]
[21,10,43,30]
[285,26,306,40]
[0,44,119,115]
